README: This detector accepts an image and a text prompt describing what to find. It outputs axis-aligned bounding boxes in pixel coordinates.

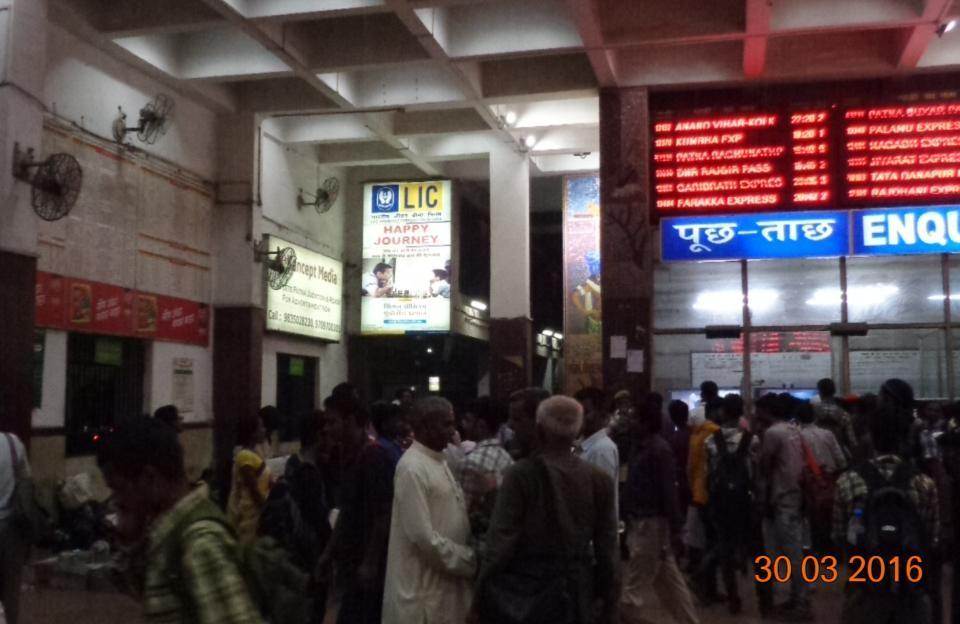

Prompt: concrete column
[488,143,532,400]
[0,0,47,444]
[211,112,264,500]
[599,88,655,398]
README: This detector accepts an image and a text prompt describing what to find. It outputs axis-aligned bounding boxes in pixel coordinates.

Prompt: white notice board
[850,350,920,395]
[692,352,831,390]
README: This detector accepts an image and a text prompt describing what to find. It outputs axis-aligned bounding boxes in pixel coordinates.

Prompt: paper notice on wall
[173,357,194,414]
[610,335,627,359]
[627,349,645,373]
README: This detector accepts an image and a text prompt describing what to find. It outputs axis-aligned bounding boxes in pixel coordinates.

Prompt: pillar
[489,143,532,400]
[599,88,655,399]
[0,0,47,444]
[211,112,264,500]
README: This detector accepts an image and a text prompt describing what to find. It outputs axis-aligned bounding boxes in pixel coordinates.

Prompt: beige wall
[29,426,214,501]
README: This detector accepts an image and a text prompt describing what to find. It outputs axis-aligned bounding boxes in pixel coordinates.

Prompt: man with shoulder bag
[1,431,34,624]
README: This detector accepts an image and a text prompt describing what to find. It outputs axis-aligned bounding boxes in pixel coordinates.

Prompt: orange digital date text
[754,555,923,584]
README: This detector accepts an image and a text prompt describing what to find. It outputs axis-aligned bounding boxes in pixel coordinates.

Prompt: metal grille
[65,333,145,456]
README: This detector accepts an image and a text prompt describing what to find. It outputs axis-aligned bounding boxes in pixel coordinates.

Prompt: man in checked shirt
[458,396,515,551]
[832,382,938,624]
[98,417,260,624]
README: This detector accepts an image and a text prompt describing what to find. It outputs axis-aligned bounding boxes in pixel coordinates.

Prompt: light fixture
[806,284,899,306]
[429,376,441,392]
[938,19,957,36]
[928,294,959,301]
[524,134,537,149]
[692,288,779,313]
[504,110,517,126]
[470,300,488,311]
[554,333,563,340]
[426,347,434,354]
[542,328,555,337]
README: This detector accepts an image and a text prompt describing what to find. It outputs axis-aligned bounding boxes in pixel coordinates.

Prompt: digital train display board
[653,109,833,215]
[651,97,960,216]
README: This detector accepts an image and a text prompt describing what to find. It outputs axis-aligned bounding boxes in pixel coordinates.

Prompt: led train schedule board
[842,103,960,205]
[652,109,834,215]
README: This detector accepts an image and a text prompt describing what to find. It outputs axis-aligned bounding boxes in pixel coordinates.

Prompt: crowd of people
[2,376,960,624]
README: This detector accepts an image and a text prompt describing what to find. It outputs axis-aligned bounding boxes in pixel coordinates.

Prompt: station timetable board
[652,96,960,216]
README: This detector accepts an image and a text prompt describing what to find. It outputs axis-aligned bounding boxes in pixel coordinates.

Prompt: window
[849,329,946,399]
[654,261,743,329]
[846,256,943,323]
[746,259,841,326]
[276,354,318,442]
[66,334,145,456]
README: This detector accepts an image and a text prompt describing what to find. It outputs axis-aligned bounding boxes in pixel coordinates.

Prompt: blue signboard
[662,211,850,262]
[852,205,960,256]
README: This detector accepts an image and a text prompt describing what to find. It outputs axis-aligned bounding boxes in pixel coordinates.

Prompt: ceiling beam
[897,0,953,69]
[743,0,772,78]
[564,0,617,87]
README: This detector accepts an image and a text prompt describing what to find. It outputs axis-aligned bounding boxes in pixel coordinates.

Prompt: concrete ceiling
[50,0,960,179]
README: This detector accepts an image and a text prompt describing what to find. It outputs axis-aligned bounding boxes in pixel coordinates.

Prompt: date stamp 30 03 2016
[754,555,924,584]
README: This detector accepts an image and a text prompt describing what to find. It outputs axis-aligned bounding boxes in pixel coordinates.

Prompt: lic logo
[373,185,399,213]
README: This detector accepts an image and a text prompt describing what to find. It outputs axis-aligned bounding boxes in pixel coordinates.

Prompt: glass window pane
[654,261,742,329]
[849,329,947,400]
[846,256,944,323]
[746,259,840,326]
[652,334,745,402]
[948,256,960,319]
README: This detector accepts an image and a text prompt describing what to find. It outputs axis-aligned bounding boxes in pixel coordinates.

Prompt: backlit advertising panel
[264,236,343,341]
[361,180,452,334]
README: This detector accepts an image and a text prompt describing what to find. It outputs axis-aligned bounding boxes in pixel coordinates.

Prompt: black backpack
[707,430,753,531]
[854,461,926,558]
[258,455,323,571]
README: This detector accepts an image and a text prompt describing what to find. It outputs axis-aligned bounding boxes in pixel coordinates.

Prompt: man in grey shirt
[757,394,810,621]
[575,387,620,518]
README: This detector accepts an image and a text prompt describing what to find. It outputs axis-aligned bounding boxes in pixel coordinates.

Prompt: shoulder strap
[712,430,728,458]
[799,433,822,479]
[534,457,570,558]
[4,433,19,476]
[855,461,885,492]
[735,431,753,457]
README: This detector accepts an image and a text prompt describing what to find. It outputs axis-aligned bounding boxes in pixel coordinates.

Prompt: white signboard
[361,180,452,334]
[850,350,921,395]
[692,351,831,390]
[265,236,343,341]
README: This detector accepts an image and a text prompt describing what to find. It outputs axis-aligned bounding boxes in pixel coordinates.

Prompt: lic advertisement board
[663,204,960,261]
[361,180,452,334]
[265,236,343,341]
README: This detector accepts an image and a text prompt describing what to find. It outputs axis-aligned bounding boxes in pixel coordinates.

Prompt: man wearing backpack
[832,400,938,624]
[97,417,261,624]
[759,394,810,621]
[702,394,756,615]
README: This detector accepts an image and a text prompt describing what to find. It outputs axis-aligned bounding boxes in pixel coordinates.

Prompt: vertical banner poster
[172,357,195,415]
[361,180,452,334]
[563,175,602,394]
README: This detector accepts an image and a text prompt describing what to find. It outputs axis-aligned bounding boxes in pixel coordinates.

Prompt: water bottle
[847,507,865,546]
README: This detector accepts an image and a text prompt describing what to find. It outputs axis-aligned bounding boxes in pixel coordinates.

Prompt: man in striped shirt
[98,417,260,624]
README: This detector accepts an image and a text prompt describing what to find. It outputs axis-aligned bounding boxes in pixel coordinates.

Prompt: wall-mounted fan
[297,177,339,214]
[112,94,174,145]
[12,142,83,221]
[254,241,297,290]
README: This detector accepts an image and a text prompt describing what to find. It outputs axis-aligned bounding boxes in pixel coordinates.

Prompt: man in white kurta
[382,397,476,624]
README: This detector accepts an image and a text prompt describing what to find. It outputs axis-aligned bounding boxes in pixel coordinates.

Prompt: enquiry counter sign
[852,205,960,255]
[361,180,452,334]
[662,211,849,261]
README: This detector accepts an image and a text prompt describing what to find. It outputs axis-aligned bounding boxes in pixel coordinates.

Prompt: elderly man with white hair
[382,396,477,624]
[470,395,620,624]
